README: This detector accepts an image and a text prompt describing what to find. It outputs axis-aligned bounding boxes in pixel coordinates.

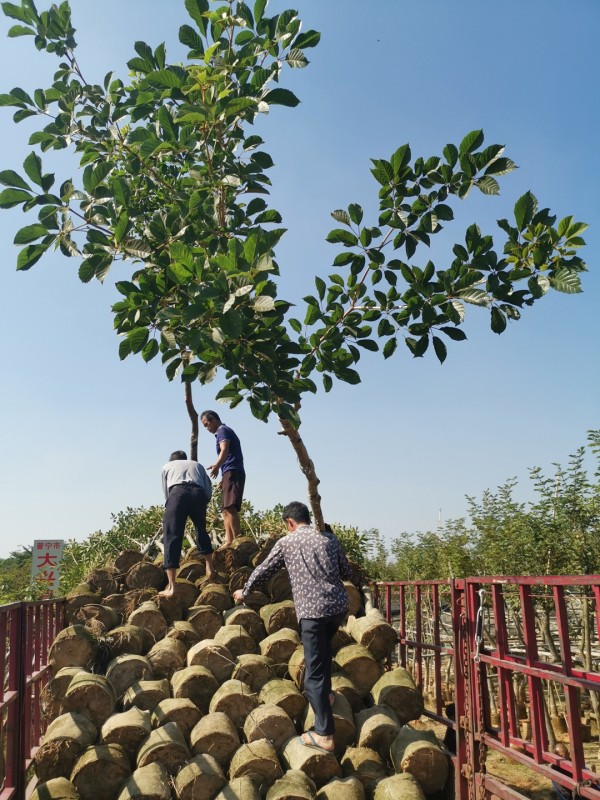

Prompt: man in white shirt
[159,450,214,597]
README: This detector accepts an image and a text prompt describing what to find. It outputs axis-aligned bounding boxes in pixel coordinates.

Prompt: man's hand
[233,589,245,604]
[208,464,219,479]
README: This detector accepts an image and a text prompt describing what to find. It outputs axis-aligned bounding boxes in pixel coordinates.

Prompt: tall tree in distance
[0,0,589,528]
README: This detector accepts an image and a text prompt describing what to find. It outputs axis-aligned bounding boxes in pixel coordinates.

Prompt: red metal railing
[0,600,64,800]
[374,577,600,800]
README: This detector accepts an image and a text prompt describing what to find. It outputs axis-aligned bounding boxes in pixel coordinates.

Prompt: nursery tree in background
[0,0,589,528]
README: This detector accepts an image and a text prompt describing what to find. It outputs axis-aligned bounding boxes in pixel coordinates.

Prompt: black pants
[163,484,211,569]
[300,611,347,736]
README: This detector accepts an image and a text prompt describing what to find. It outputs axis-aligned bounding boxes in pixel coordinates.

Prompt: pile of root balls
[34,536,450,800]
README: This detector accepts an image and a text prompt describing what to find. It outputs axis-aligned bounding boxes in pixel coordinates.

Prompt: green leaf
[118,338,131,360]
[254,0,268,23]
[439,326,467,341]
[14,223,48,244]
[7,23,33,36]
[326,229,358,247]
[128,327,150,353]
[331,209,350,226]
[432,336,447,363]
[490,306,507,334]
[254,296,276,312]
[263,88,300,107]
[0,169,30,190]
[322,373,333,392]
[484,157,517,176]
[286,48,308,68]
[383,338,397,359]
[185,0,209,34]
[23,151,43,186]
[16,242,50,270]
[476,176,500,196]
[1,3,32,23]
[459,129,484,155]
[549,268,582,294]
[292,29,321,49]
[443,143,458,167]
[0,187,31,207]
[514,191,537,231]
[348,203,363,225]
[142,338,159,362]
[179,23,204,52]
[458,288,489,307]
[390,143,411,174]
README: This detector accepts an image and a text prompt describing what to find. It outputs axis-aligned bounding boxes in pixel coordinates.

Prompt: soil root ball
[103,625,145,660]
[151,698,202,743]
[187,639,234,684]
[214,777,260,800]
[333,645,383,698]
[186,605,223,639]
[373,773,425,800]
[41,668,86,720]
[243,705,297,754]
[30,778,82,800]
[70,744,131,800]
[355,705,401,754]
[146,638,187,679]
[171,665,219,713]
[34,712,97,783]
[123,679,171,712]
[100,707,152,753]
[281,736,342,789]
[371,668,424,725]
[231,654,275,693]
[105,655,153,699]
[64,673,116,728]
[117,763,173,800]
[174,754,227,800]
[389,726,449,795]
[266,769,316,800]
[316,776,365,800]
[126,562,166,591]
[259,679,307,721]
[339,746,389,796]
[229,738,283,788]
[209,680,259,733]
[260,630,300,677]
[136,721,190,774]
[214,624,258,659]
[260,602,298,635]
[190,712,240,768]
[48,626,97,674]
[127,603,168,652]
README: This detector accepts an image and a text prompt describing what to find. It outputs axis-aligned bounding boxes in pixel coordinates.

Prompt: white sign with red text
[31,540,65,595]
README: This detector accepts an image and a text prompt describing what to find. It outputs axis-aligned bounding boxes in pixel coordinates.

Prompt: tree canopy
[0,0,589,525]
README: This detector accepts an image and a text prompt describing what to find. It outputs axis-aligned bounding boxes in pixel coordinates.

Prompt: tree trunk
[184,381,199,461]
[278,415,324,530]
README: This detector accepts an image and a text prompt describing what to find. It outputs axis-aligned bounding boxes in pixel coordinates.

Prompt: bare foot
[301,730,335,752]
[158,587,175,598]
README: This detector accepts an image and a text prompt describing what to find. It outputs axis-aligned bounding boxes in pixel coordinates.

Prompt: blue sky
[0,1,598,559]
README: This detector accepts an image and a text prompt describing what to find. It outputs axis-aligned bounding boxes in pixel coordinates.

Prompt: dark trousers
[163,484,211,569]
[300,611,346,736]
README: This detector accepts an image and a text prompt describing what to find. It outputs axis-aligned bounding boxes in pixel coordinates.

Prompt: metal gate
[0,600,64,800]
[374,576,600,800]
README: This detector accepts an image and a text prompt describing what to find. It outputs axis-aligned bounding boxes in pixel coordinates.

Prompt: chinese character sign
[31,540,65,595]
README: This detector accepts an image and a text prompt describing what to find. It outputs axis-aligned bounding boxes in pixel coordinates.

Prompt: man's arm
[209,439,229,479]
[234,540,285,601]
[161,467,169,503]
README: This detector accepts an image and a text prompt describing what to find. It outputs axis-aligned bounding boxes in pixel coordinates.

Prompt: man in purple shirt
[201,410,245,547]
[233,501,352,753]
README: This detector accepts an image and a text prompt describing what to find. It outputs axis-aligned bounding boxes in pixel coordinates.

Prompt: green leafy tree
[0,0,589,528]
